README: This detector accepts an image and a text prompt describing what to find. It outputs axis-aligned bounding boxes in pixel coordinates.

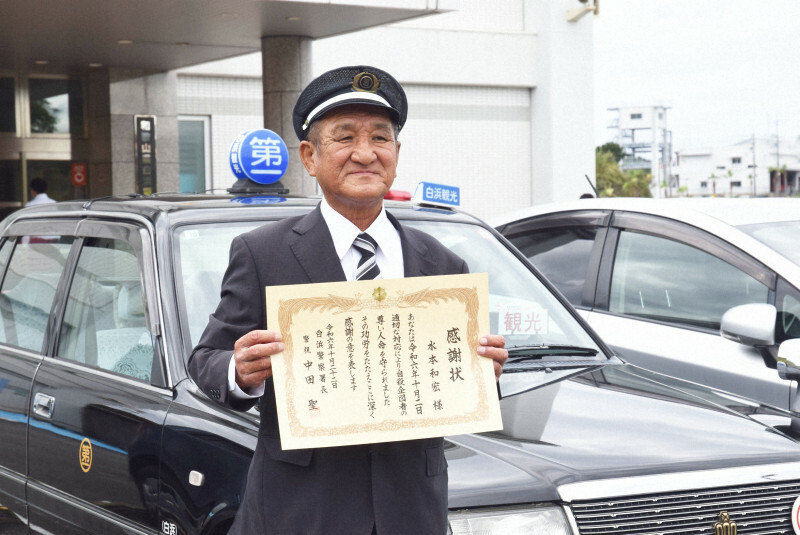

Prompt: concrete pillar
[527,0,595,204]
[109,70,179,195]
[86,69,113,198]
[261,36,314,196]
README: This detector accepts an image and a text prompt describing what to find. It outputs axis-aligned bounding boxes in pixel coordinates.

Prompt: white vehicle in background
[494,197,800,413]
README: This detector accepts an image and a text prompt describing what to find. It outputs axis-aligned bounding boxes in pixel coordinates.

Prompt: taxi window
[58,237,154,381]
[0,237,72,351]
[405,220,598,351]
[175,221,264,348]
[173,218,602,368]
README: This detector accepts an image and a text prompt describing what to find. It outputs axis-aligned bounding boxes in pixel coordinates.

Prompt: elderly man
[189,65,507,535]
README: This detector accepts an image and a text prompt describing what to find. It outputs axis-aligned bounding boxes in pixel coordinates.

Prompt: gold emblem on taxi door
[79,438,93,473]
[713,511,737,535]
[352,72,380,93]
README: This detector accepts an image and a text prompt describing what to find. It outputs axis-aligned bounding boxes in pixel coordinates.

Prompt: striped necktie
[353,232,381,280]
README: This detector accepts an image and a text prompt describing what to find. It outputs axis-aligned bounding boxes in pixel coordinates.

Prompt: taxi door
[27,219,170,534]
[0,220,76,532]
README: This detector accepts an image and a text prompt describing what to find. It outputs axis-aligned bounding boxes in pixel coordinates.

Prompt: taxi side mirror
[720,303,776,347]
[777,338,800,381]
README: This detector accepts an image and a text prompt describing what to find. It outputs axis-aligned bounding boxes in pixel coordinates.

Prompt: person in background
[26,178,56,206]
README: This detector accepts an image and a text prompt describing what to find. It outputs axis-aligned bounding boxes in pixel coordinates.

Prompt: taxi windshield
[404,220,601,354]
[174,220,264,349]
[173,215,605,374]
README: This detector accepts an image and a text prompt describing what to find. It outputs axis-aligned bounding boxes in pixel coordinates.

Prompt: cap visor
[303,93,399,131]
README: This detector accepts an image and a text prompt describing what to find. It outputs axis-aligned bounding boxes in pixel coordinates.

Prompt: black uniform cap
[292,65,408,141]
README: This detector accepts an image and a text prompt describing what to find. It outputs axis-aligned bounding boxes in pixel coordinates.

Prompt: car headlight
[448,505,572,534]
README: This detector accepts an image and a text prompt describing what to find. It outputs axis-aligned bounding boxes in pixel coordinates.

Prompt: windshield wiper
[506,344,599,363]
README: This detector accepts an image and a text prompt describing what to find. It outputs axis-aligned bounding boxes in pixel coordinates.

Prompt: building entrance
[0,73,94,218]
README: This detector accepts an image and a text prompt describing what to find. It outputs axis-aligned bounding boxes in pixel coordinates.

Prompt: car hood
[445,363,800,508]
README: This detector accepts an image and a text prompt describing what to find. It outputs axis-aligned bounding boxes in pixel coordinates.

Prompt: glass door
[178,116,210,193]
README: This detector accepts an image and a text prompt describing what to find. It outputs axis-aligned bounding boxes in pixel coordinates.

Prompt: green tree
[30,98,59,133]
[624,169,652,197]
[597,142,624,163]
[595,147,652,198]
[595,150,625,196]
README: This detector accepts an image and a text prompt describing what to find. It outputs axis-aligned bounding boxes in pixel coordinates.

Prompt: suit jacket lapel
[288,205,347,283]
[288,206,437,282]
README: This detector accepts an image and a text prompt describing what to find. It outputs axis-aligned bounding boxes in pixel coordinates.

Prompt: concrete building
[1,0,597,222]
[675,137,800,198]
[607,105,673,198]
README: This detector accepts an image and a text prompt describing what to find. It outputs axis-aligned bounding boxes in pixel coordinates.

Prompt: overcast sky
[593,0,800,151]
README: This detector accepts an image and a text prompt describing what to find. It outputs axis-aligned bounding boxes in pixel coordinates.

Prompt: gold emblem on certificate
[267,273,502,450]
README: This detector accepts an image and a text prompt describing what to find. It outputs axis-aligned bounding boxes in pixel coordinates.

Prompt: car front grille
[571,481,800,534]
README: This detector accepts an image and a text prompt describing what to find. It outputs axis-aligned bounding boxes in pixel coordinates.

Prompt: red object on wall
[71,163,87,187]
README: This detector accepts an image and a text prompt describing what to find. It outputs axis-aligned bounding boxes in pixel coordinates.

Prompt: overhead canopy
[0,0,451,73]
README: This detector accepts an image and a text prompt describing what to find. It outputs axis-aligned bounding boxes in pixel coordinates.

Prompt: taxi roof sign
[413,181,460,208]
[229,128,288,184]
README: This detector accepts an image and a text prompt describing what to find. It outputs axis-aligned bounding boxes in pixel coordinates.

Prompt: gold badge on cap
[352,72,380,93]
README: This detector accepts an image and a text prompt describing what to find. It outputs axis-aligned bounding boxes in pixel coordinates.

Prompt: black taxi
[3,193,800,534]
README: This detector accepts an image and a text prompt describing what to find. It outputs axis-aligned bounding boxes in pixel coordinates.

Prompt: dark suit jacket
[188,205,467,535]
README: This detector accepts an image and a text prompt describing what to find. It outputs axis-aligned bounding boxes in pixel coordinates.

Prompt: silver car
[494,197,800,412]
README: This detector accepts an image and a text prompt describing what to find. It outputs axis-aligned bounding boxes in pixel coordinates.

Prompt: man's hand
[477,334,508,381]
[234,330,284,390]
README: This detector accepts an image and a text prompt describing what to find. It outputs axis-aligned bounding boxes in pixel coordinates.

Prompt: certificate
[267,273,502,450]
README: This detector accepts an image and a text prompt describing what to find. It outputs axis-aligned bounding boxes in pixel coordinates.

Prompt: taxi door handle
[33,393,55,419]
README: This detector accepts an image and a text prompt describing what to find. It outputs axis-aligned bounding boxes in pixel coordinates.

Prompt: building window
[0,77,15,133]
[732,157,741,164]
[630,113,642,119]
[732,181,742,187]
[178,116,210,193]
[28,78,85,136]
[700,181,708,188]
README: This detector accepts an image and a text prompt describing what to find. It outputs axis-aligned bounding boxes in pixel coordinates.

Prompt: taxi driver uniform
[188,66,465,535]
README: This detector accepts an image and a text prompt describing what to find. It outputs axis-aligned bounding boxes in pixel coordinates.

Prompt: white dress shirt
[26,193,56,206]
[319,197,404,281]
[228,198,404,398]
